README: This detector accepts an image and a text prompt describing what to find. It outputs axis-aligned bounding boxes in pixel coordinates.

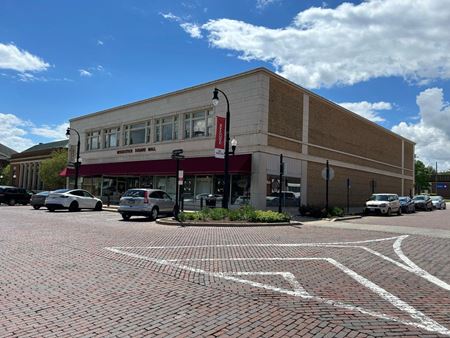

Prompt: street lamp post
[212,88,237,209]
[66,127,81,189]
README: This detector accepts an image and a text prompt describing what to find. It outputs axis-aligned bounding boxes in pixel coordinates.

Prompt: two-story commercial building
[66,68,415,209]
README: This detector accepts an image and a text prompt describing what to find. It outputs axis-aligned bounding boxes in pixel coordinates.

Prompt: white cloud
[97,40,104,46]
[160,12,180,21]
[0,112,68,152]
[79,69,92,77]
[0,43,49,73]
[392,88,450,170]
[338,101,392,123]
[186,0,450,88]
[0,113,34,151]
[160,12,202,38]
[30,122,69,140]
[256,0,280,9]
[180,23,203,39]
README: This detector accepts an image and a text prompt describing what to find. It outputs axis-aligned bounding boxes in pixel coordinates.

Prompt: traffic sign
[172,149,183,156]
[321,166,335,181]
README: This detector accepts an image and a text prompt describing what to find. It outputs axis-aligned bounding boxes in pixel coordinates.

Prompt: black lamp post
[66,127,81,189]
[212,88,237,209]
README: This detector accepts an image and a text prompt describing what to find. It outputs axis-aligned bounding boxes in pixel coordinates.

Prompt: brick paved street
[1,205,449,337]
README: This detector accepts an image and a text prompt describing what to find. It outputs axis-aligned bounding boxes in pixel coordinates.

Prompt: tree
[415,160,432,193]
[39,149,68,190]
[0,164,12,185]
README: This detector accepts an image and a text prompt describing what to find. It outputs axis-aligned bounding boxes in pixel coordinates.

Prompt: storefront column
[250,152,267,209]
[19,163,25,187]
[31,162,37,190]
[27,163,33,190]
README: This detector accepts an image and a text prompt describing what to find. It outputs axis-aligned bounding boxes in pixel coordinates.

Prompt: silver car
[430,195,446,209]
[118,189,175,221]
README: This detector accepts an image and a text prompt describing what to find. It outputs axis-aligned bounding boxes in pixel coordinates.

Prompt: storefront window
[86,130,101,150]
[140,176,153,188]
[103,127,120,148]
[231,175,251,205]
[184,110,213,139]
[155,116,178,142]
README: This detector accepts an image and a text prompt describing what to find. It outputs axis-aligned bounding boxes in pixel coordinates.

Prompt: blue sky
[1,0,450,169]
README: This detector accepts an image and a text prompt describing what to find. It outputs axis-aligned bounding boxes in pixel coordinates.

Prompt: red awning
[59,167,74,177]
[72,154,251,177]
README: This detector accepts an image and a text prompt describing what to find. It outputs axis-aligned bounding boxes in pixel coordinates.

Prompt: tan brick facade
[268,77,303,148]
[266,70,414,208]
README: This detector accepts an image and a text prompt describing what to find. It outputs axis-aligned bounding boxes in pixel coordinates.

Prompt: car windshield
[399,197,408,201]
[52,189,70,193]
[37,191,49,196]
[430,196,441,201]
[123,190,146,197]
[413,196,425,200]
[368,194,390,201]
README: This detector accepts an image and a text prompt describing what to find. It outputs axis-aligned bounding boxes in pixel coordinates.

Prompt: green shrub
[299,205,344,218]
[177,206,289,223]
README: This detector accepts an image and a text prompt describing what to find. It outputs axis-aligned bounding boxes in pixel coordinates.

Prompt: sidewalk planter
[161,206,292,226]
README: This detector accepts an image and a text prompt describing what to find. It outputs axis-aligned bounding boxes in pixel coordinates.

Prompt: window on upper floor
[103,127,120,148]
[155,116,178,142]
[86,130,101,151]
[124,121,151,146]
[184,110,214,139]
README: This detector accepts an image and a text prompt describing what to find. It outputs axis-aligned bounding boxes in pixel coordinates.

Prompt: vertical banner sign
[178,170,184,185]
[215,116,226,159]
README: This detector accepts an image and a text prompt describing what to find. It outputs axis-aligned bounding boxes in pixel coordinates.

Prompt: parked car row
[364,193,446,216]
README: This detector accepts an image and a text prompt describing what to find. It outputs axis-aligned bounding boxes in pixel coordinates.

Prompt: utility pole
[346,178,350,215]
[325,160,330,210]
[279,154,284,213]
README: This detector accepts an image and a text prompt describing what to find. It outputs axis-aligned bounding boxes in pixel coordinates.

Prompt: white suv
[45,189,103,212]
[365,193,401,216]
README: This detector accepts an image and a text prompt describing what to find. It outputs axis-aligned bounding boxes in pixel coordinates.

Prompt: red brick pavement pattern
[0,205,449,337]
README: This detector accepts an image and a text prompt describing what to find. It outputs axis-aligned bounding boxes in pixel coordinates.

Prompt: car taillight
[144,191,149,204]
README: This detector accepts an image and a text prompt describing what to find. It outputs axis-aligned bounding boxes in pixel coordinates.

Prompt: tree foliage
[415,160,432,193]
[0,164,12,185]
[40,149,68,190]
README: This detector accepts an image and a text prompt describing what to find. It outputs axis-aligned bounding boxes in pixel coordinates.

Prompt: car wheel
[149,207,159,221]
[397,207,402,216]
[8,199,16,206]
[94,202,102,211]
[386,208,391,216]
[121,213,131,220]
[48,207,55,212]
[33,205,40,210]
[69,201,79,212]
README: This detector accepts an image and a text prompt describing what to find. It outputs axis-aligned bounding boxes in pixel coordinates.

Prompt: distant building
[10,140,68,190]
[430,175,450,199]
[0,143,17,169]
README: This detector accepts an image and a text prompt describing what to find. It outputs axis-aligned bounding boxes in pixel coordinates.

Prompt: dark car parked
[413,194,433,211]
[399,196,415,213]
[30,191,50,209]
[0,186,32,206]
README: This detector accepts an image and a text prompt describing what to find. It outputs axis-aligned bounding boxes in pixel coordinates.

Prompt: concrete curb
[156,218,302,227]
[102,207,119,212]
[330,215,363,222]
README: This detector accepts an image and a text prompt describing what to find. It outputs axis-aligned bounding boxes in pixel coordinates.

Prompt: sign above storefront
[215,116,226,159]
[116,147,156,155]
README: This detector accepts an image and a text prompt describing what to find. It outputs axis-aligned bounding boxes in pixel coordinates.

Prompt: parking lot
[0,205,449,337]
[347,203,450,230]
